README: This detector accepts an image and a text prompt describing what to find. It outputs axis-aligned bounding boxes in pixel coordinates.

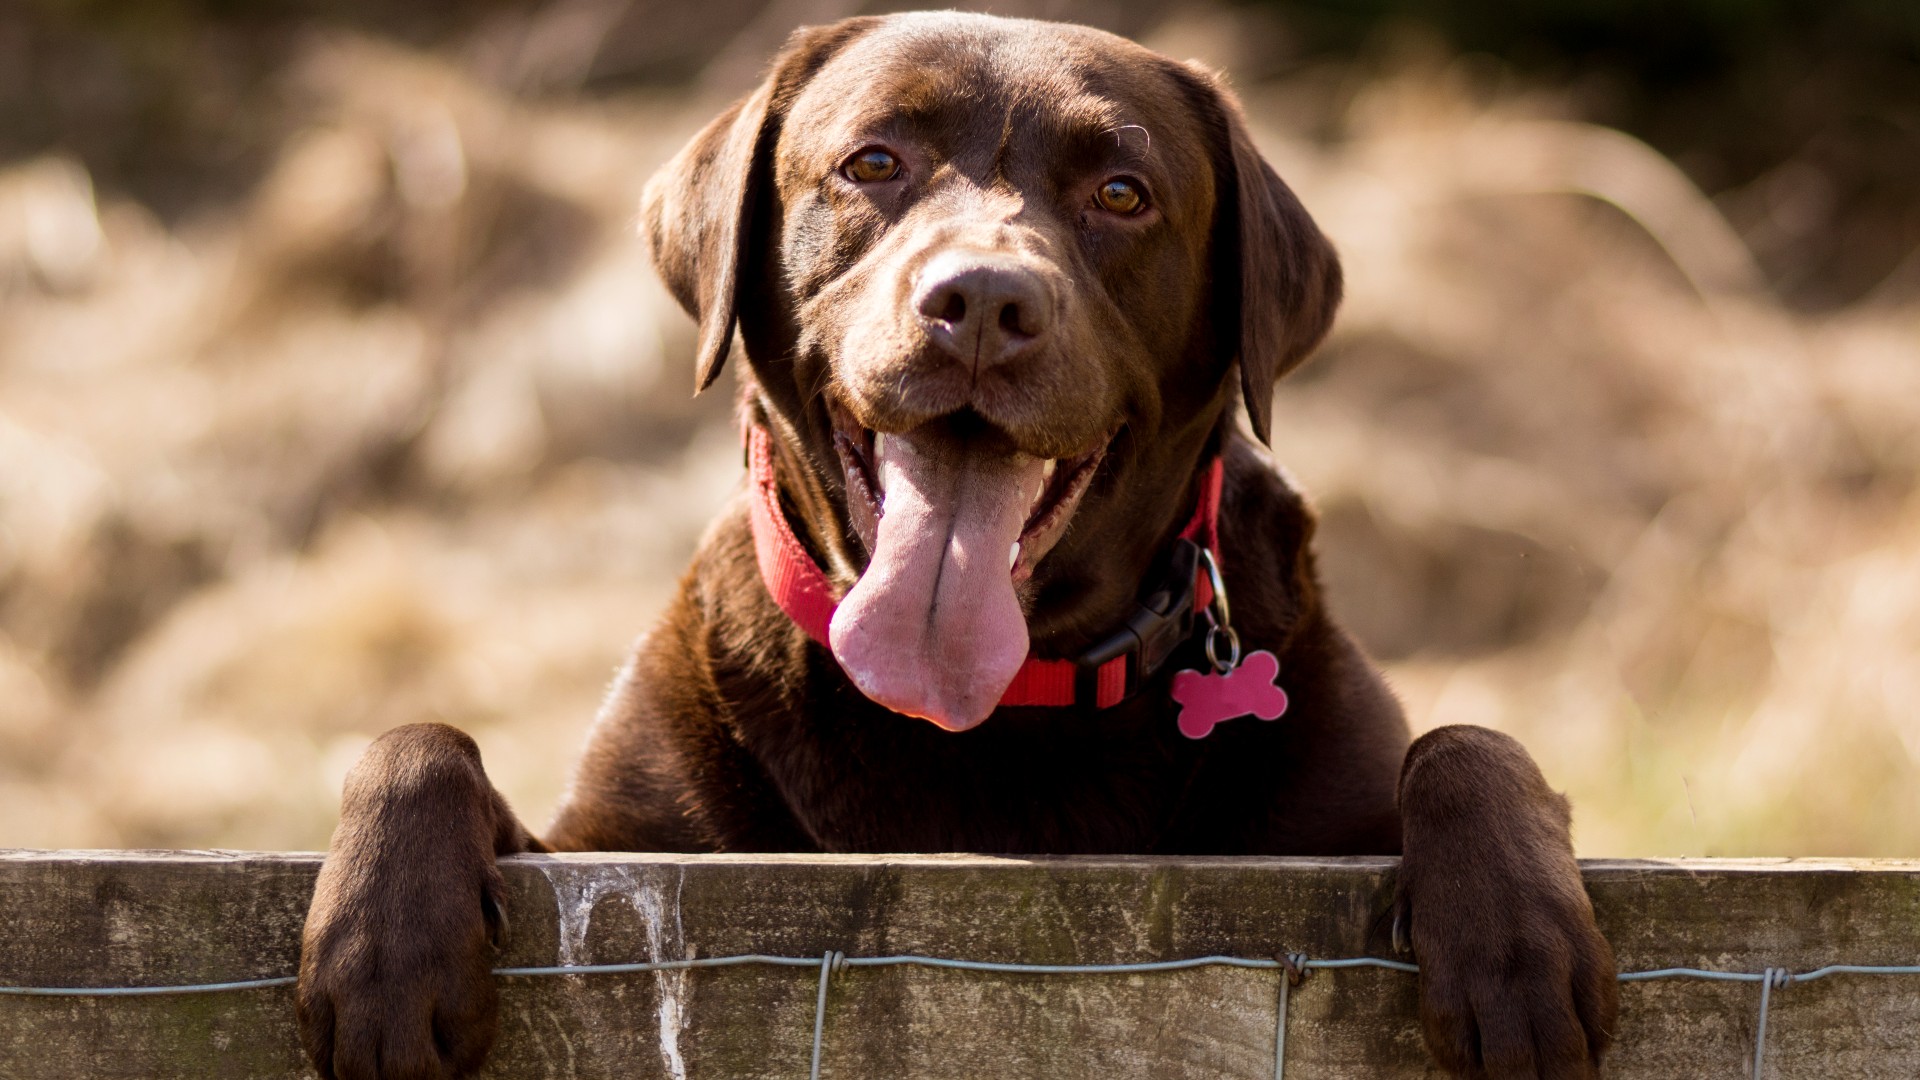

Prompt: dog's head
[643,12,1340,730]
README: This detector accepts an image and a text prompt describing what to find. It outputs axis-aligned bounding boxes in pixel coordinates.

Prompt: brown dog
[297,12,1618,1078]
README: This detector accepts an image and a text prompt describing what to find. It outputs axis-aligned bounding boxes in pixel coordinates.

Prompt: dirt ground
[2,1,1917,856]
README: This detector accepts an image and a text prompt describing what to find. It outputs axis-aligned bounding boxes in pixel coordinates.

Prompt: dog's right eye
[843,148,902,183]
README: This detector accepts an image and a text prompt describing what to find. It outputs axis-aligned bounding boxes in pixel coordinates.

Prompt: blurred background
[1,0,1916,855]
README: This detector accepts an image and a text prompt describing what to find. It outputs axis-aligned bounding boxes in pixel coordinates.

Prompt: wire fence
[10,951,1920,1078]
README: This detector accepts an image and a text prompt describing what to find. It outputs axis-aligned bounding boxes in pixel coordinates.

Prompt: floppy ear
[641,20,879,392]
[1181,66,1343,444]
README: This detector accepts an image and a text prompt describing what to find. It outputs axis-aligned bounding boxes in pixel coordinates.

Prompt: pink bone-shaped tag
[1170,649,1289,740]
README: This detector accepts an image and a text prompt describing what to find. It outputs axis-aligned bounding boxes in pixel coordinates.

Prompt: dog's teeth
[871,433,888,493]
[872,432,886,459]
[1030,460,1056,512]
[1009,541,1021,570]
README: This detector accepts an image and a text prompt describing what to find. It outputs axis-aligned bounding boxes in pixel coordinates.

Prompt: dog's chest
[773,700,1211,854]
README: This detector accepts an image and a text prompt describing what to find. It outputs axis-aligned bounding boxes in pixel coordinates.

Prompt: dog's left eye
[843,148,902,183]
[1094,177,1146,214]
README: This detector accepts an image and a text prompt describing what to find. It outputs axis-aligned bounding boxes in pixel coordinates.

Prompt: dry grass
[1,10,1915,856]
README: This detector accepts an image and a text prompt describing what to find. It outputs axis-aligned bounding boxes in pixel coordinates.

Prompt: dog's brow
[1109,124,1152,162]
[874,72,966,127]
[832,95,962,152]
[1027,92,1158,164]
[1049,92,1126,135]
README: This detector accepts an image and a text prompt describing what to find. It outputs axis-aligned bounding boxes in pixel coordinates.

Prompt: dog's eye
[843,148,901,183]
[1094,177,1146,214]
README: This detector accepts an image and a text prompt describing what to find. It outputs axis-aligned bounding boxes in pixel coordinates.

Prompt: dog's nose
[913,251,1053,371]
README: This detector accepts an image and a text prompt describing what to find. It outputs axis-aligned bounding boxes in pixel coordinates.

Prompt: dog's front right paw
[297,846,507,1080]
[297,724,524,1079]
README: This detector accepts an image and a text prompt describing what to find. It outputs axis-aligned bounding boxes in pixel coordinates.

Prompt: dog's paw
[1394,726,1619,1078]
[1394,850,1618,1079]
[296,849,508,1080]
[297,722,532,1079]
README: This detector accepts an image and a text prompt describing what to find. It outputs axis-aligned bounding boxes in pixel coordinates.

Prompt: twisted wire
[10,950,1917,1076]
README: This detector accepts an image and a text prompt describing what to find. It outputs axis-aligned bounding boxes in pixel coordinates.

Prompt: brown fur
[297,14,1618,1078]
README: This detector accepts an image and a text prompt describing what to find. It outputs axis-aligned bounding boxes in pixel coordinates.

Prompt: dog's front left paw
[1396,870,1618,1078]
[1396,726,1619,1079]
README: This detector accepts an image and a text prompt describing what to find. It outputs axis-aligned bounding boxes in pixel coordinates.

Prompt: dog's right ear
[642,19,880,393]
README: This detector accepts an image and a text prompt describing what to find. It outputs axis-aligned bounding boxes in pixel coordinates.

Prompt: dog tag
[1171,649,1288,739]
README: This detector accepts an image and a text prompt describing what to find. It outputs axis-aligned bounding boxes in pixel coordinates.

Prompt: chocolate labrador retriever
[297,12,1618,1078]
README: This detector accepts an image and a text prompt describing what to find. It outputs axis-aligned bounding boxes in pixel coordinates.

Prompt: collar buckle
[1072,538,1202,702]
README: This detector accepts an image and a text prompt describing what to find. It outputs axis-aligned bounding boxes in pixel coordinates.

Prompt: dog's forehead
[782,14,1207,167]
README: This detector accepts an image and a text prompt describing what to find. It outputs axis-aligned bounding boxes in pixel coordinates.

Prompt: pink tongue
[829,432,1045,731]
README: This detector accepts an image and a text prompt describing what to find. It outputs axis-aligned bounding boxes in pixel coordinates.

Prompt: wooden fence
[5,851,1920,1078]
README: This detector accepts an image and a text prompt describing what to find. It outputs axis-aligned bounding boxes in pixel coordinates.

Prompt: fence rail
[4,851,1919,1078]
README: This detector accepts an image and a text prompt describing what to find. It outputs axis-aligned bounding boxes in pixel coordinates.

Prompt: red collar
[746,424,1223,711]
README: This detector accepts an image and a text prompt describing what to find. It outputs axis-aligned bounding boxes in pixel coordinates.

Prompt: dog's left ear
[1176,64,1343,444]
[642,19,881,392]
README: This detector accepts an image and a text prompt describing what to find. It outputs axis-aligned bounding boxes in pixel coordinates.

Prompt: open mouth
[828,401,1108,584]
[820,396,1113,729]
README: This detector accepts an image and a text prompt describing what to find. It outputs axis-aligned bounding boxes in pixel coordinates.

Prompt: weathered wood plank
[3,852,1919,1078]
